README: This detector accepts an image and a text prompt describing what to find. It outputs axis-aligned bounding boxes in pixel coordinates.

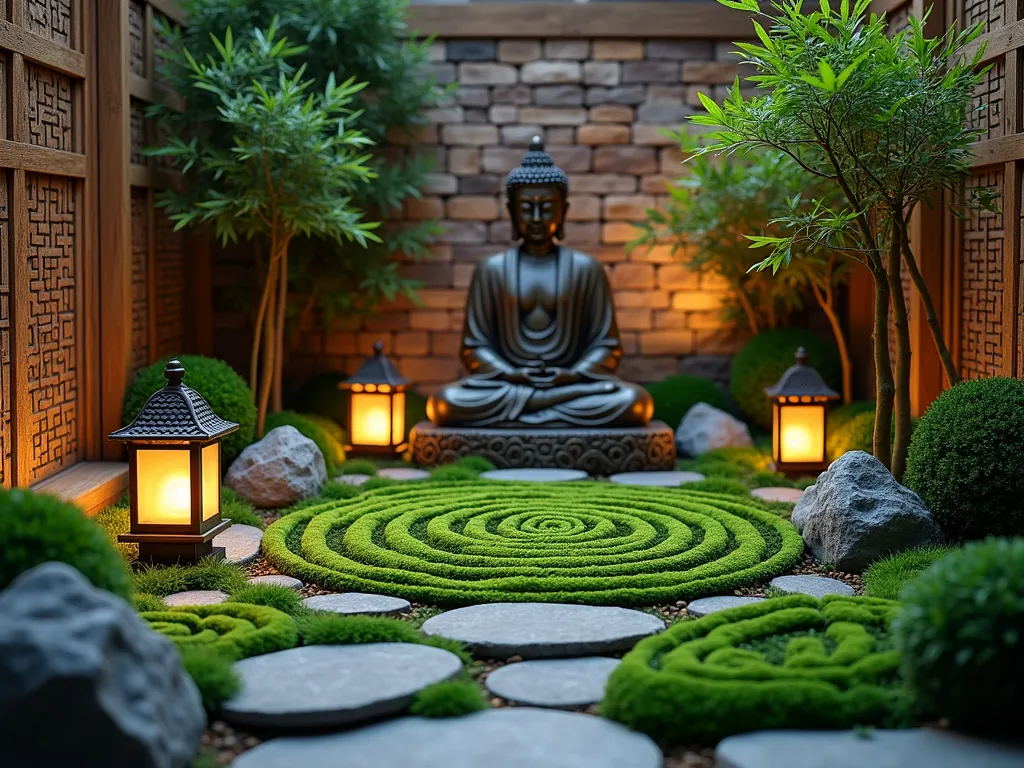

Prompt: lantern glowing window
[109,359,238,564]
[340,341,410,456]
[764,347,839,475]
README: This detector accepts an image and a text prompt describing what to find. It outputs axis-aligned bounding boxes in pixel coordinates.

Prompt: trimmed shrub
[264,410,345,474]
[645,375,728,429]
[0,489,133,600]
[682,478,750,497]
[746,470,792,489]
[337,459,378,476]
[123,355,255,463]
[904,378,1024,540]
[94,497,136,560]
[430,456,496,482]
[229,584,304,616]
[179,647,241,711]
[361,475,399,491]
[319,481,362,501]
[132,558,248,598]
[826,401,914,463]
[410,680,488,718]
[893,537,1024,737]
[134,593,166,612]
[602,595,908,743]
[262,480,803,605]
[141,602,298,660]
[731,329,841,431]
[863,546,954,600]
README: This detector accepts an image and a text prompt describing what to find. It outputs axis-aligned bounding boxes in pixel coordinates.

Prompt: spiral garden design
[262,481,803,606]
[602,595,908,743]
[141,602,299,660]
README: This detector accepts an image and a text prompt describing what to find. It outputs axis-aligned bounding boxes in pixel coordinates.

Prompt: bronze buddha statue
[427,137,654,429]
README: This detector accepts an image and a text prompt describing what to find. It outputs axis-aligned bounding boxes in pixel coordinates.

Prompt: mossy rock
[602,595,909,743]
[264,410,346,473]
[645,375,728,429]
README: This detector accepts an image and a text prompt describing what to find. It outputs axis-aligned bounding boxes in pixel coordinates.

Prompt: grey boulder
[226,425,327,508]
[676,402,753,456]
[792,451,943,572]
[0,562,205,768]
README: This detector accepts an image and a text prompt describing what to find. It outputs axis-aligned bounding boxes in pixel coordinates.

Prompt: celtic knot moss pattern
[602,595,908,743]
[261,481,803,606]
[141,602,298,660]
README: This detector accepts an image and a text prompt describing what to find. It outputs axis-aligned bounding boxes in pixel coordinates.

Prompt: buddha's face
[509,184,568,249]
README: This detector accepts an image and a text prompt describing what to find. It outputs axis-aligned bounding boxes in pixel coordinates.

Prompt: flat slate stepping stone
[421,603,664,659]
[608,470,705,487]
[686,595,765,617]
[479,468,588,483]
[163,590,229,607]
[750,487,805,503]
[222,643,462,729]
[376,467,430,481]
[770,574,854,598]
[246,574,303,591]
[232,707,662,768]
[336,474,371,487]
[215,524,263,565]
[302,592,411,616]
[716,729,1024,768]
[485,657,620,708]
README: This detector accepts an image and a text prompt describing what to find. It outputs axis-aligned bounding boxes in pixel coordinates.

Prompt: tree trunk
[249,239,272,398]
[871,259,894,471]
[810,270,852,405]
[898,218,962,387]
[256,256,278,437]
[272,246,288,414]
[735,283,761,335]
[887,215,912,481]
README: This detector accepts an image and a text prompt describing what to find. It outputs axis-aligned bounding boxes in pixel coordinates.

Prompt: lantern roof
[109,359,240,441]
[342,341,409,388]
[763,347,840,399]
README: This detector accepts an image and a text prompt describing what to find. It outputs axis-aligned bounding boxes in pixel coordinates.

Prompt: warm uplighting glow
[779,405,825,464]
[202,442,220,521]
[392,392,406,445]
[351,392,393,446]
[136,448,192,525]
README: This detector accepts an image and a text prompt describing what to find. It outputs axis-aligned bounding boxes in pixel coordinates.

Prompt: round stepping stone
[376,467,430,481]
[421,603,664,659]
[215,524,263,565]
[222,643,462,729]
[163,590,229,607]
[247,574,303,591]
[750,487,805,503]
[479,468,588,483]
[302,592,411,616]
[336,474,371,487]
[770,574,854,598]
[608,470,705,487]
[232,707,663,768]
[686,595,765,618]
[485,657,620,709]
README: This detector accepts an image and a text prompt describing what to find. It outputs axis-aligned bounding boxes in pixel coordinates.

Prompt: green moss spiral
[141,602,298,660]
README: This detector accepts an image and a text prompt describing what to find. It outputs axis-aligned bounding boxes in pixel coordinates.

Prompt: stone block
[521,61,582,84]
[657,264,700,290]
[544,40,590,60]
[633,125,679,147]
[447,40,497,62]
[498,40,541,64]
[547,127,576,144]
[585,85,647,106]
[482,147,525,174]
[453,263,475,290]
[399,356,463,385]
[672,290,728,311]
[578,124,631,145]
[534,85,585,106]
[641,174,672,193]
[453,244,497,263]
[502,124,545,146]
[410,311,450,332]
[415,145,446,167]
[405,197,444,220]
[422,173,458,195]
[682,61,745,84]
[417,289,468,310]
[441,124,498,146]
[660,146,686,173]
[617,290,669,309]
[461,174,502,195]
[636,102,691,123]
[422,63,456,85]
[687,311,728,330]
[566,195,601,221]
[358,333,392,355]
[488,221,512,242]
[386,124,438,146]
[619,356,678,382]
[459,63,517,86]
[583,61,621,86]
[685,85,711,107]
[447,195,498,220]
[489,105,518,124]
[593,40,644,60]
[448,147,481,176]
[603,194,655,220]
[677,354,732,381]
[424,106,465,124]
[617,308,653,331]
[515,107,585,126]
[610,263,655,290]
[640,330,695,355]
[646,41,714,60]
[426,42,446,62]
[564,221,601,242]
[437,221,488,244]
[605,223,642,246]
[622,61,679,84]
[394,331,430,356]
[568,173,637,193]
[648,85,687,102]
[364,310,410,331]
[430,332,462,357]
[595,146,658,174]
[457,86,490,108]
[692,327,743,355]
[653,309,687,329]
[548,145,593,172]
[464,108,488,124]
[492,84,532,105]
[324,331,357,356]
[589,104,634,123]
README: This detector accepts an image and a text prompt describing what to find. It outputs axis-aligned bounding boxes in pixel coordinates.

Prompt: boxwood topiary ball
[893,537,1024,737]
[730,329,841,432]
[645,375,728,429]
[904,377,1024,540]
[0,489,133,600]
[123,355,255,464]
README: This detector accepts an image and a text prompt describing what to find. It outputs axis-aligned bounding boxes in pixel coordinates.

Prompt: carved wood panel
[154,209,186,358]
[968,58,1004,142]
[130,99,146,165]
[129,1,145,76]
[960,170,1006,378]
[27,64,73,152]
[0,174,9,488]
[24,0,73,47]
[130,189,149,374]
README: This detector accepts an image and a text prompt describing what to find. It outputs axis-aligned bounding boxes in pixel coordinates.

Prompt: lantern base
[136,543,226,566]
[774,462,828,478]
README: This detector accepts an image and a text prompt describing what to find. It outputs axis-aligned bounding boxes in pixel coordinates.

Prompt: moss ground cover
[262,481,802,606]
[140,602,298,660]
[863,546,954,600]
[602,595,908,743]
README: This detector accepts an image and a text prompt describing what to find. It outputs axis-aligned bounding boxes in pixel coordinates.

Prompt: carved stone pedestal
[409,421,676,476]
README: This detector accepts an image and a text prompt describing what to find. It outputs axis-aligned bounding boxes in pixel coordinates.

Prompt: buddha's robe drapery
[427,247,653,428]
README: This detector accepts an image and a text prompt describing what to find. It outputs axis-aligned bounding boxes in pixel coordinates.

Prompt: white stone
[770,575,854,598]
[336,474,371,486]
[215,523,263,565]
[247,575,302,591]
[608,471,705,487]
[675,402,754,456]
[751,487,805,504]
[225,426,327,508]
[376,467,431,482]
[686,596,765,617]
[302,593,411,616]
[485,658,620,708]
[479,468,589,483]
[164,590,230,607]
